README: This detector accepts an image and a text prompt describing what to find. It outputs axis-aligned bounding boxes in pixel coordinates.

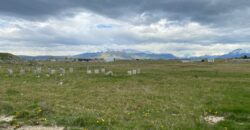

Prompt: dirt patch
[0,116,14,122]
[1,115,64,130]
[17,126,64,130]
[0,126,15,130]
[204,115,224,124]
[1,126,64,130]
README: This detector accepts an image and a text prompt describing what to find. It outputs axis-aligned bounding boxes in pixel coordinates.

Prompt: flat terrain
[0,60,250,130]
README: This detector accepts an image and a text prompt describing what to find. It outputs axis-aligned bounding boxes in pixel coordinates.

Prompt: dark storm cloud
[1,0,250,25]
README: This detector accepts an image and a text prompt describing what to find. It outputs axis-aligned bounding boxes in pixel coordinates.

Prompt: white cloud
[1,10,250,57]
[130,19,216,43]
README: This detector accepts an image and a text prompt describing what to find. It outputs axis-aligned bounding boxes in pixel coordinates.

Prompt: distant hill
[74,50,177,60]
[19,55,67,61]
[15,48,250,61]
[218,49,250,58]
[192,49,250,59]
[0,53,21,63]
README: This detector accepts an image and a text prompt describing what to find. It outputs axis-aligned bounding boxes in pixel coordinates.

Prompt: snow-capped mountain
[218,49,250,58]
[74,49,177,60]
[18,48,250,61]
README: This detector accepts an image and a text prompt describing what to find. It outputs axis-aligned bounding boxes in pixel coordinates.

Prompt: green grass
[0,60,250,129]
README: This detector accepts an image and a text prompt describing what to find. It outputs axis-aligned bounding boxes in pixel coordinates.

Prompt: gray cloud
[1,0,250,56]
[1,0,250,25]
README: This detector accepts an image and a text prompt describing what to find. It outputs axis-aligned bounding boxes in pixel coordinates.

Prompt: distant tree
[242,55,248,59]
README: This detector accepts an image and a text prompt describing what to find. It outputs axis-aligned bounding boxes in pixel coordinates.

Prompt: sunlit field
[0,60,250,130]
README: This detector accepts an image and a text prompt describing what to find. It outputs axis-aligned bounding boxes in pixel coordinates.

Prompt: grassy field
[0,60,250,130]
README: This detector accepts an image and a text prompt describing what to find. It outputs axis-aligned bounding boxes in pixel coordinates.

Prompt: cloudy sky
[0,0,250,57]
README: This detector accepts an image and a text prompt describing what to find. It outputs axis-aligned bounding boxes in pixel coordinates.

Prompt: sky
[0,0,250,57]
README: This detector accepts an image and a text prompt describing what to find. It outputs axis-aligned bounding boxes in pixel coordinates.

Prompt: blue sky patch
[96,24,113,29]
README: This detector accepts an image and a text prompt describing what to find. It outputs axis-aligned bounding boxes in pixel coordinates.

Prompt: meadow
[0,60,250,130]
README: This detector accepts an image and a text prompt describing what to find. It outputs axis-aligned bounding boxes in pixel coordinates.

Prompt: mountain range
[197,49,250,59]
[218,49,250,58]
[17,49,250,61]
[74,49,177,60]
